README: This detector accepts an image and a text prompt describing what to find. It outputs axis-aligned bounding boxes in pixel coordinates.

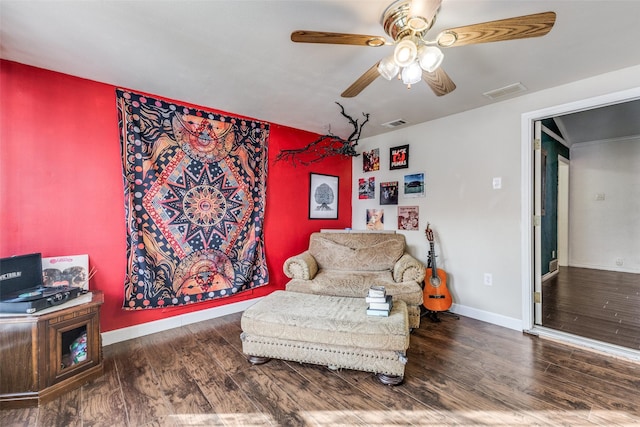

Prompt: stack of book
[366,285,393,317]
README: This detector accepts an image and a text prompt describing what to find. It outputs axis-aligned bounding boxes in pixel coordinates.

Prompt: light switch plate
[492,177,502,189]
[483,273,493,286]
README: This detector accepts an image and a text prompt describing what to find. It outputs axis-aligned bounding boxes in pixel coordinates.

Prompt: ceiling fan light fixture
[393,39,418,67]
[401,61,422,86]
[407,16,429,32]
[377,55,400,80]
[409,0,440,31]
[436,30,457,47]
[417,45,444,72]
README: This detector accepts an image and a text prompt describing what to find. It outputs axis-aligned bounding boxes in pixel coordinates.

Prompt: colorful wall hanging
[117,89,270,309]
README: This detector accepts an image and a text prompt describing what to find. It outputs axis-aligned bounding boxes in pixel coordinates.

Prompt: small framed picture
[398,206,419,231]
[358,177,375,199]
[380,181,399,205]
[366,208,384,230]
[363,148,380,172]
[390,144,409,170]
[309,173,339,219]
[403,172,425,198]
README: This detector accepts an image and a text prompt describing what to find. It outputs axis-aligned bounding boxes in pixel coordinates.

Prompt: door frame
[520,87,640,359]
[557,155,569,267]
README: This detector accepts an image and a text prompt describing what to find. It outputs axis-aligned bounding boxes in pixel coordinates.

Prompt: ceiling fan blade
[291,31,386,47]
[436,11,556,47]
[422,68,456,96]
[341,62,381,98]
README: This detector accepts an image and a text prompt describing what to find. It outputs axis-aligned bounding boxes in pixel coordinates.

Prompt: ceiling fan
[291,0,556,97]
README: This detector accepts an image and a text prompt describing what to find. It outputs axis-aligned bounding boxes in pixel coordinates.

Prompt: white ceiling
[2,0,640,140]
[553,99,640,146]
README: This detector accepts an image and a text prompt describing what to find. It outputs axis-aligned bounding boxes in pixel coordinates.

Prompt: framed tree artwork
[390,144,409,170]
[309,173,339,219]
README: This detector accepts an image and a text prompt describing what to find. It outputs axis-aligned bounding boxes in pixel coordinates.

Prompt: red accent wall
[0,60,352,332]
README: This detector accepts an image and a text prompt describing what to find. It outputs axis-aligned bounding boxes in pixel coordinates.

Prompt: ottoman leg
[376,373,404,386]
[247,355,271,365]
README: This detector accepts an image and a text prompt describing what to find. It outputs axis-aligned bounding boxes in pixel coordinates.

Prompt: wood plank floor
[542,266,640,350]
[2,309,639,426]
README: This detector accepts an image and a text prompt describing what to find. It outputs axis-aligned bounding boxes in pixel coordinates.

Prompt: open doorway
[521,88,640,359]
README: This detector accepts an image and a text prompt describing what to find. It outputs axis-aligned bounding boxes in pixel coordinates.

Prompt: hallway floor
[542,266,640,350]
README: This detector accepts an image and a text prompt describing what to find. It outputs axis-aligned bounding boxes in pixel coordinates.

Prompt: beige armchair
[284,231,425,329]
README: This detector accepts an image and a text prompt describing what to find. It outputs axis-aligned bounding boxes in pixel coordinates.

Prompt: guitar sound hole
[430,277,441,287]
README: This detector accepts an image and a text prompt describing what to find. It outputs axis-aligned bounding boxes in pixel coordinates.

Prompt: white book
[367,285,386,298]
[366,308,390,317]
[365,295,388,303]
[368,295,393,311]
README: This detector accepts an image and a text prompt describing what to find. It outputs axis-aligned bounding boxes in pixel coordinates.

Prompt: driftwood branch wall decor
[276,102,370,166]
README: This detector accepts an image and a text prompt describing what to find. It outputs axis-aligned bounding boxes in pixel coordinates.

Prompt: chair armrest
[393,253,426,283]
[283,251,318,280]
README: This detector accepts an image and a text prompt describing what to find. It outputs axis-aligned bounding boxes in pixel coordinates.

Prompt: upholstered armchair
[283,231,425,329]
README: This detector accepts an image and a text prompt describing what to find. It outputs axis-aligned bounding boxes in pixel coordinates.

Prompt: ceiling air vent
[483,82,527,100]
[381,119,408,128]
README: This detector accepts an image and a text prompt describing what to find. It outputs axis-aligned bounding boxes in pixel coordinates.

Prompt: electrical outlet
[483,273,493,286]
[616,258,624,266]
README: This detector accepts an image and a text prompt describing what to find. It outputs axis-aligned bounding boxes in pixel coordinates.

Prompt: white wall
[569,137,640,273]
[353,64,640,329]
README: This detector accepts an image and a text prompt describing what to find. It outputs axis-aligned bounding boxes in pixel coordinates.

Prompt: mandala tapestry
[117,89,270,309]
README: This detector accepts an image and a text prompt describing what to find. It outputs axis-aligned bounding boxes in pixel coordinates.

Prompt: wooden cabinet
[0,291,103,408]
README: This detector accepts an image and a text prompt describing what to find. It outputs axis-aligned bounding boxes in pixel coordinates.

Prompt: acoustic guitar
[423,223,452,312]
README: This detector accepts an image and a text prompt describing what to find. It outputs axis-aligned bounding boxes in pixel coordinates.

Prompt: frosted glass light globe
[401,61,422,86]
[393,39,418,67]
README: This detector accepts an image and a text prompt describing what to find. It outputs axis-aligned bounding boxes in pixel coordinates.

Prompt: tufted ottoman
[240,290,410,385]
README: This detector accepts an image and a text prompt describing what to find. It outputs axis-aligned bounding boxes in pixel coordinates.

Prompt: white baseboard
[569,262,639,274]
[103,298,522,346]
[449,303,522,331]
[101,297,263,346]
[542,269,559,282]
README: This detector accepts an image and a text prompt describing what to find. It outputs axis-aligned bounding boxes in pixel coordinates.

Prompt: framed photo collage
[359,145,425,231]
